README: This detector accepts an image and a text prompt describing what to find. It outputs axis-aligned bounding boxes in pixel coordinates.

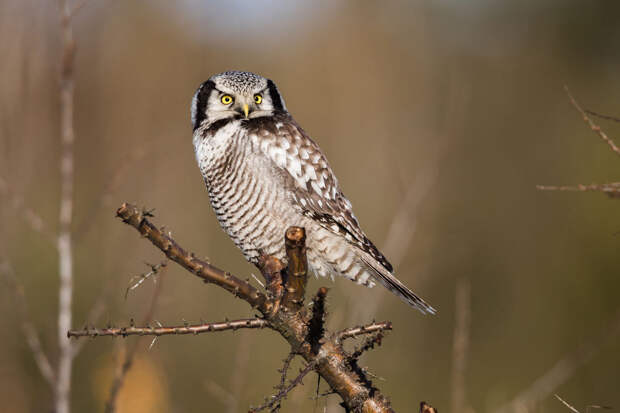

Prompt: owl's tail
[360,254,436,315]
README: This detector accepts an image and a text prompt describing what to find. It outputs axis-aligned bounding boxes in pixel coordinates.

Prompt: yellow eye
[221,95,233,105]
[254,94,263,104]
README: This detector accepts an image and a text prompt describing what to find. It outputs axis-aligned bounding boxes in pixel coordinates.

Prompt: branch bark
[90,203,398,412]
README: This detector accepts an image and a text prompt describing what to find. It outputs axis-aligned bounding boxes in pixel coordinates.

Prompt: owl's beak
[242,104,250,119]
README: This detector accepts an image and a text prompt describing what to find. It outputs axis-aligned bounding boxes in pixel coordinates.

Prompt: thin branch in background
[555,394,582,413]
[451,277,471,413]
[337,321,393,341]
[0,176,55,242]
[69,318,269,338]
[536,183,620,198]
[104,265,167,413]
[492,308,620,413]
[554,394,612,413]
[564,85,620,157]
[55,1,80,412]
[0,259,55,385]
[250,361,317,413]
[584,110,620,123]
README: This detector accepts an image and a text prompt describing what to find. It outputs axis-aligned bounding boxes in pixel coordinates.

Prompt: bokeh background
[1,1,619,412]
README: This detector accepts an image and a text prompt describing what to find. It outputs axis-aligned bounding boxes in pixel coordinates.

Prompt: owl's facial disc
[191,71,287,131]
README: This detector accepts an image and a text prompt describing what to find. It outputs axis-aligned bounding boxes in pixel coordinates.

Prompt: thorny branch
[250,361,317,413]
[69,203,420,412]
[69,318,269,338]
[337,321,393,341]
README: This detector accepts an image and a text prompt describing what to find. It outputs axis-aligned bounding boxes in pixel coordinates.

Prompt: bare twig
[69,318,268,339]
[0,260,55,385]
[270,351,297,412]
[337,321,393,341]
[451,277,471,413]
[278,352,297,391]
[250,361,317,413]
[564,85,620,157]
[125,261,167,299]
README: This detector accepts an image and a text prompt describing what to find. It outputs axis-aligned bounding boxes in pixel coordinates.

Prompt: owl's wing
[247,114,393,273]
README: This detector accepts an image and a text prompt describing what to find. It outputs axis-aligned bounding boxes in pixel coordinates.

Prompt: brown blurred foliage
[1,1,619,412]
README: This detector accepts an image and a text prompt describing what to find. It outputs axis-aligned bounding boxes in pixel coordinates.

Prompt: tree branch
[337,321,393,341]
[250,361,317,413]
[69,318,269,338]
[76,204,406,412]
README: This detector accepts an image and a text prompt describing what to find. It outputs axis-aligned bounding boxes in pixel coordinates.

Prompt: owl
[191,71,435,314]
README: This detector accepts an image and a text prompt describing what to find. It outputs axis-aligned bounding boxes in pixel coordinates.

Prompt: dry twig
[250,361,317,413]
[564,85,620,157]
[69,318,269,338]
[337,321,393,341]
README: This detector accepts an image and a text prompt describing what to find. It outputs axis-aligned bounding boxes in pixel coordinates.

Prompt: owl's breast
[194,123,299,262]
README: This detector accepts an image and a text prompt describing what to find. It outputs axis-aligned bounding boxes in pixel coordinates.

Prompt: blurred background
[1,1,619,412]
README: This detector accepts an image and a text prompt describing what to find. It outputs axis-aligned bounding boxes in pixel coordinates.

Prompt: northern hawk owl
[191,71,435,314]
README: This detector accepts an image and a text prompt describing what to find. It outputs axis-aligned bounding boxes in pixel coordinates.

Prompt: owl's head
[191,71,287,131]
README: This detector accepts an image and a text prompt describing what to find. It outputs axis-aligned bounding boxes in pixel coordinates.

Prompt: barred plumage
[191,71,435,314]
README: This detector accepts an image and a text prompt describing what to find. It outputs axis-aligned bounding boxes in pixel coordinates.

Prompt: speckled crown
[210,71,265,94]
